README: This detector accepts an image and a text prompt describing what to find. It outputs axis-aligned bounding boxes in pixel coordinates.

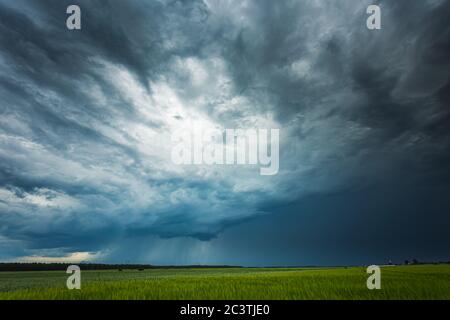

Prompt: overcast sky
[0,0,449,266]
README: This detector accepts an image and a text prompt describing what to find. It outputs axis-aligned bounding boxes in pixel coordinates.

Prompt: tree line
[0,263,241,272]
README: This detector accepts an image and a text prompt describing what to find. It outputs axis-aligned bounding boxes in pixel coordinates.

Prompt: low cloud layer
[0,0,449,263]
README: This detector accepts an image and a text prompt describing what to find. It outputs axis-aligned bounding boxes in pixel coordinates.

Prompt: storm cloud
[0,0,449,264]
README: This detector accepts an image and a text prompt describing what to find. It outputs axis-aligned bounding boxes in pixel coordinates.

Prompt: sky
[0,0,449,266]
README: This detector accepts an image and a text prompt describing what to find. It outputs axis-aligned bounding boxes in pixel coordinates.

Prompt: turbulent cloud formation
[0,0,449,263]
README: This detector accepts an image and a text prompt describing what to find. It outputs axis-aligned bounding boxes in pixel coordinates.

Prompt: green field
[0,265,449,300]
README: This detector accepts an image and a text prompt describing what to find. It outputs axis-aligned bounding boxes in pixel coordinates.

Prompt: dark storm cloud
[219,0,450,158]
[0,0,449,263]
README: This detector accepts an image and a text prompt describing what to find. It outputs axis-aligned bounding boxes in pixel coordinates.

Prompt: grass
[0,265,449,300]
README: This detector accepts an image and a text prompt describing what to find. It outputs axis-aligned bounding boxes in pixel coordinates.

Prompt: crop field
[0,265,449,300]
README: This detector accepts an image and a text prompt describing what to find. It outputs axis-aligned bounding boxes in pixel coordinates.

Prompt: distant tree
[412,259,419,265]
[404,260,409,265]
